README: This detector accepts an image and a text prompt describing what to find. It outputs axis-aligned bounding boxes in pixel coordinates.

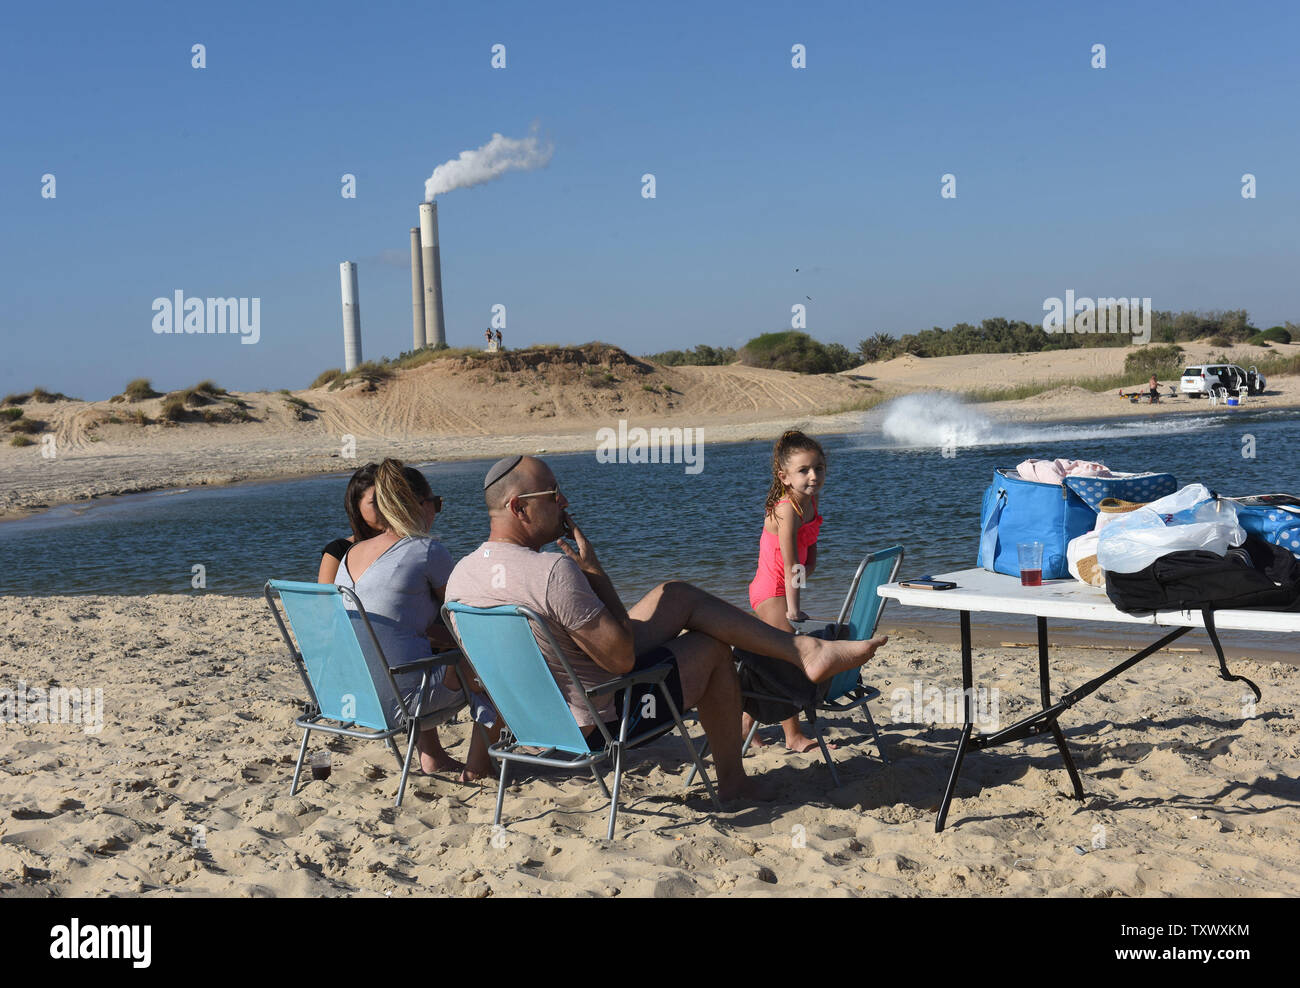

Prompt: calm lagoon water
[5,400,1299,637]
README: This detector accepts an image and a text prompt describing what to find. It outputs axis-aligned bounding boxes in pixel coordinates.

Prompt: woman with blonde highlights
[335,457,498,781]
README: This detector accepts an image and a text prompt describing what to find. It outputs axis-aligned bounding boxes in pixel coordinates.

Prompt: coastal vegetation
[1,387,73,405]
[854,311,1296,363]
[645,345,738,366]
[121,378,162,402]
[738,332,859,374]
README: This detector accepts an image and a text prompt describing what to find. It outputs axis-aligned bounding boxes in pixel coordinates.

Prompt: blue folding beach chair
[810,545,904,776]
[442,601,722,840]
[264,580,472,807]
[695,545,903,788]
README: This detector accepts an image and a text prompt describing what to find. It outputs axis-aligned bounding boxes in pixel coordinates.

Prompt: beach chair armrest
[389,650,461,675]
[584,662,671,696]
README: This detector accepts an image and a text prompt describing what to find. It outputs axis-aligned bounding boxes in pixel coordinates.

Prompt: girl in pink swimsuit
[744,430,829,753]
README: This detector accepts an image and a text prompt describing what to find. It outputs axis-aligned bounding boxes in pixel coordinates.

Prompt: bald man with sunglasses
[444,455,886,804]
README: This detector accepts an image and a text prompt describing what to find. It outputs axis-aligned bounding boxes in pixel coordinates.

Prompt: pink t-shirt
[445,542,612,727]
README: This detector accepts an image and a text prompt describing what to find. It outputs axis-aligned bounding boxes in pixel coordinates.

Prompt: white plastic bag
[1095,484,1244,574]
[1067,531,1103,586]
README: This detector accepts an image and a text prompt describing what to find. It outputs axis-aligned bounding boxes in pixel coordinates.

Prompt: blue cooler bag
[977,468,1177,580]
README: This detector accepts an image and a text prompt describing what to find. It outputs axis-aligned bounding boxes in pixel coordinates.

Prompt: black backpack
[1105,535,1300,700]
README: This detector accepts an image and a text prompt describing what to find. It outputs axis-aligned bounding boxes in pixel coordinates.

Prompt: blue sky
[3,0,1297,399]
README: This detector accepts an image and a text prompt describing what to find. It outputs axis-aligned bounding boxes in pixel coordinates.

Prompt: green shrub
[857,333,899,363]
[739,332,859,374]
[124,378,161,401]
[311,369,343,389]
[350,362,393,391]
[1248,334,1272,347]
[193,379,225,396]
[30,387,71,403]
[1208,334,1232,348]
[645,345,737,366]
[1262,326,1292,344]
[0,408,22,421]
[1123,344,1184,379]
[8,417,44,434]
[1,392,29,405]
[159,395,188,422]
[10,435,34,447]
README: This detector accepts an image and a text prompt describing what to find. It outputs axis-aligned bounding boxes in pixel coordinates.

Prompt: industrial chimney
[409,227,425,351]
[418,201,447,347]
[339,261,362,371]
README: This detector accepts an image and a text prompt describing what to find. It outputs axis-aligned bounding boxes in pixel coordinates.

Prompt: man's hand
[555,512,606,577]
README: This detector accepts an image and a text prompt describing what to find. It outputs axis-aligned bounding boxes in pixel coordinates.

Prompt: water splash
[857,392,1224,451]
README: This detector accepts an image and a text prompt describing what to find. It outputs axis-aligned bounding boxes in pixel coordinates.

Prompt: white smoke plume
[423,129,554,201]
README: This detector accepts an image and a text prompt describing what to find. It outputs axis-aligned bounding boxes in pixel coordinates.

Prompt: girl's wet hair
[372,458,428,539]
[764,429,826,517]
[344,462,381,541]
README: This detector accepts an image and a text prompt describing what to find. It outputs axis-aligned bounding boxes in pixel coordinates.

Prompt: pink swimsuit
[748,498,823,610]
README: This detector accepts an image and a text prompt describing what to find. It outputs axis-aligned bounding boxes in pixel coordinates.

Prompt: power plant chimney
[409,227,425,351]
[418,201,447,347]
[339,261,362,372]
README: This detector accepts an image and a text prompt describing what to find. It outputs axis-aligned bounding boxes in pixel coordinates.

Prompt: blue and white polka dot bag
[1062,472,1178,511]
[1226,496,1300,561]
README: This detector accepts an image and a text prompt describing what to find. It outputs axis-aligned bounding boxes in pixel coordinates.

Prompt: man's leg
[628,581,886,683]
[663,632,767,803]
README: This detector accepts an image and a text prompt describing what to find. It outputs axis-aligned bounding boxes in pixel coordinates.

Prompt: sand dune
[2,594,1296,897]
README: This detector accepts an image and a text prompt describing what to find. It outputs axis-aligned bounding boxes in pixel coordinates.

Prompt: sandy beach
[2,593,1297,898]
[3,340,1297,522]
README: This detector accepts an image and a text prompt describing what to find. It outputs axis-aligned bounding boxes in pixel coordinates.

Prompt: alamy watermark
[595,419,703,475]
[1,681,103,735]
[890,681,999,729]
[152,291,260,344]
[1042,291,1152,344]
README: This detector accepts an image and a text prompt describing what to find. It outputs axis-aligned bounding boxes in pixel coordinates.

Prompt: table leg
[936,610,975,833]
[1038,616,1085,800]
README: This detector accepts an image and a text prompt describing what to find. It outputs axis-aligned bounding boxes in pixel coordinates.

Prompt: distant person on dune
[485,328,494,351]
[444,455,886,804]
[1148,374,1160,402]
[743,430,835,753]
[495,329,504,351]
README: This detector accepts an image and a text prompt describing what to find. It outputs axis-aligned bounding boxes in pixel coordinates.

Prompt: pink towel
[1016,458,1113,484]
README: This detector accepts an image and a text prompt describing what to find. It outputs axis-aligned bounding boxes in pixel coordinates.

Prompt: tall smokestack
[419,201,446,347]
[409,227,425,351]
[339,261,362,372]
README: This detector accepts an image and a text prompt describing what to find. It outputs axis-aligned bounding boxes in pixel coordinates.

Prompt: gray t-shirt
[445,542,612,726]
[335,536,454,695]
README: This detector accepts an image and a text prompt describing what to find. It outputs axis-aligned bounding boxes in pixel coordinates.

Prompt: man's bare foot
[458,758,494,783]
[784,732,836,753]
[796,634,888,683]
[740,713,768,749]
[419,750,465,775]
[717,775,781,807]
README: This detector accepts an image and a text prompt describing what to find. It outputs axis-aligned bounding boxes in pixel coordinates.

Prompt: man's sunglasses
[421,495,444,512]
[514,488,561,503]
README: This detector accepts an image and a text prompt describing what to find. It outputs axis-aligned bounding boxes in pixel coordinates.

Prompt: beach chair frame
[442,601,721,840]
[265,580,473,807]
[698,546,903,788]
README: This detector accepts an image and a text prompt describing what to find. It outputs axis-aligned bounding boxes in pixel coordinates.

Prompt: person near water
[743,430,834,752]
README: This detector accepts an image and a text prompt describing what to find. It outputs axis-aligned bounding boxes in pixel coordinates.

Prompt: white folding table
[877,568,1300,832]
